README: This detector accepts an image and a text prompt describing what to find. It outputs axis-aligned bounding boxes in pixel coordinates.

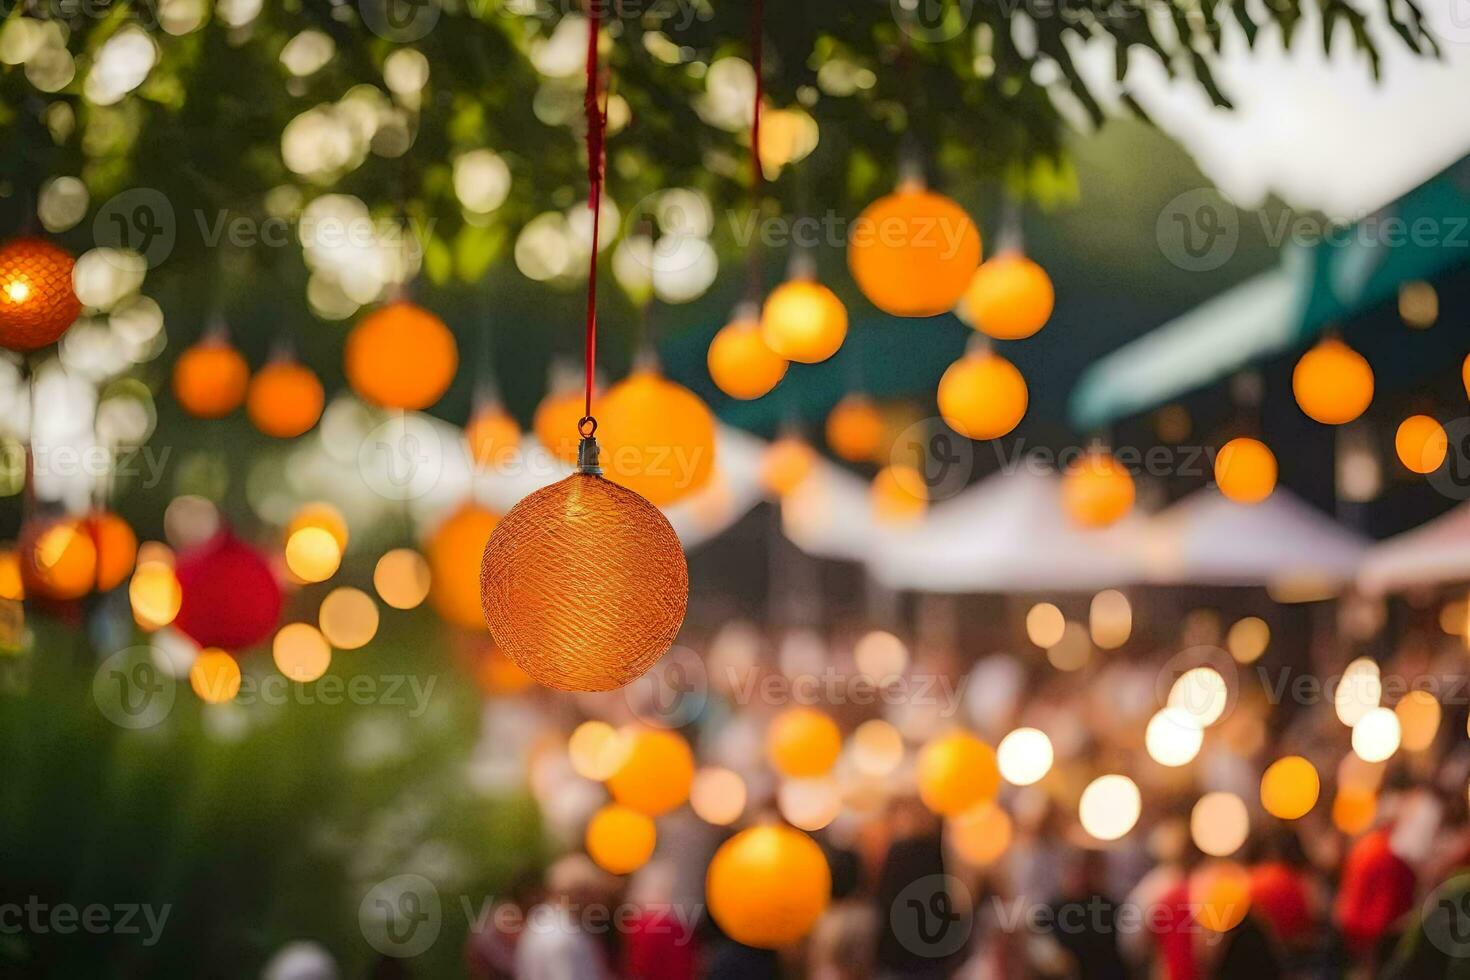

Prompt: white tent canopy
[1358,502,1470,595]
[1145,488,1368,590]
[865,465,1150,593]
[779,456,886,563]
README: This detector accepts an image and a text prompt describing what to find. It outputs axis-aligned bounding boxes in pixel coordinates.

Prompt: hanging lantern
[87,511,137,592]
[1260,756,1319,820]
[760,279,847,364]
[480,451,689,691]
[19,511,137,600]
[1462,352,1470,402]
[426,502,499,630]
[706,825,831,949]
[826,394,886,463]
[174,530,282,650]
[1292,338,1373,425]
[344,300,459,410]
[605,727,695,816]
[1061,450,1136,528]
[872,464,928,524]
[917,731,1000,816]
[1395,414,1448,474]
[761,435,816,497]
[596,367,717,506]
[585,803,657,876]
[465,404,522,469]
[1215,437,1277,504]
[937,349,1028,440]
[535,384,597,465]
[173,336,249,419]
[0,236,82,352]
[708,311,788,400]
[847,185,982,317]
[246,358,324,438]
[959,253,1054,340]
[767,707,842,778]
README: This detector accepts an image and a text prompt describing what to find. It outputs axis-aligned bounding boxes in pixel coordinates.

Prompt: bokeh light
[1079,774,1141,841]
[1191,792,1249,857]
[690,767,747,826]
[318,587,379,650]
[273,623,332,682]
[373,548,431,610]
[996,727,1054,786]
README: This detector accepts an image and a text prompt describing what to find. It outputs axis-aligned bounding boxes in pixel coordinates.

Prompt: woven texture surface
[0,237,81,352]
[481,474,688,692]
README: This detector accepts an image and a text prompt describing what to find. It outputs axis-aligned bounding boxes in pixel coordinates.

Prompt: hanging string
[580,1,607,435]
[745,0,765,302]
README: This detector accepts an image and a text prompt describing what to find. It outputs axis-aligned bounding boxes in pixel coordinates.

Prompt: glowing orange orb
[1395,414,1448,474]
[761,435,816,497]
[1062,451,1136,528]
[760,279,847,364]
[937,350,1028,440]
[344,300,459,410]
[826,394,886,462]
[426,502,500,630]
[246,360,324,438]
[605,727,695,816]
[189,648,242,704]
[0,237,81,352]
[872,464,927,524]
[918,731,1000,816]
[706,825,831,949]
[465,405,522,469]
[708,316,788,400]
[1292,338,1373,425]
[1260,756,1319,820]
[534,386,597,465]
[960,253,1054,340]
[585,803,657,876]
[1215,437,1277,504]
[480,473,688,692]
[597,369,717,506]
[173,338,249,419]
[848,187,982,317]
[767,707,842,778]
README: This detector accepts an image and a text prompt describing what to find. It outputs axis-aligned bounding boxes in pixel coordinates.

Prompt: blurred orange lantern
[606,727,695,816]
[465,404,522,468]
[1332,790,1377,835]
[826,394,886,462]
[344,300,459,410]
[848,185,982,317]
[872,464,927,524]
[481,472,688,691]
[959,253,1054,340]
[0,236,81,352]
[288,502,349,552]
[246,359,324,438]
[1395,414,1447,474]
[706,825,831,949]
[1462,352,1470,401]
[19,511,136,599]
[1292,338,1373,425]
[426,502,499,629]
[87,511,137,592]
[918,731,1000,816]
[0,549,22,602]
[1193,863,1252,933]
[534,384,597,465]
[475,647,535,697]
[768,707,842,778]
[190,648,242,704]
[937,349,1028,440]
[597,368,716,505]
[708,313,788,400]
[585,803,657,876]
[761,435,816,497]
[760,279,847,364]
[1062,450,1135,528]
[173,337,249,419]
[1215,437,1277,504]
[949,802,1013,867]
[1260,756,1319,820]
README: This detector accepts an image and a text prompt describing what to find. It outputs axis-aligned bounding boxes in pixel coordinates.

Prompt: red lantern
[0,237,82,352]
[174,530,282,650]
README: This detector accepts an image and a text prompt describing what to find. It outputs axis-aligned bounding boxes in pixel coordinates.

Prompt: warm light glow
[707,316,787,400]
[1292,338,1373,425]
[288,503,349,551]
[760,435,816,497]
[706,826,830,949]
[1145,708,1204,767]
[1351,706,1401,763]
[825,394,886,463]
[1395,690,1441,752]
[273,622,332,682]
[1168,667,1228,727]
[778,777,841,831]
[760,279,848,364]
[1193,863,1252,933]
[690,767,746,826]
[1089,590,1132,650]
[1047,622,1092,672]
[1398,280,1437,328]
[1332,789,1377,835]
[847,187,982,318]
[189,648,241,704]
[1395,414,1448,474]
[1026,602,1066,648]
[1078,774,1141,841]
[997,727,1054,786]
[585,803,656,876]
[1215,437,1277,504]
[568,720,628,781]
[318,587,379,650]
[918,731,999,816]
[1260,756,1320,820]
[937,350,1029,441]
[596,368,717,506]
[1061,451,1135,528]
[871,464,928,524]
[4,280,29,303]
[768,706,842,778]
[606,728,694,816]
[854,630,909,682]
[850,719,905,777]
[1191,792,1249,857]
[373,548,431,610]
[1227,617,1270,664]
[959,253,1053,340]
[285,526,342,583]
[1335,657,1382,727]
[949,802,1013,866]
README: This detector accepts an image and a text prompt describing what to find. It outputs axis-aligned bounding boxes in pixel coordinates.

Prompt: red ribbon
[581,2,606,432]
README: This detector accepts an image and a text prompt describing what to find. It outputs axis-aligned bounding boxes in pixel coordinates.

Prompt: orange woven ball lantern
[872,464,928,524]
[960,253,1054,340]
[427,502,499,629]
[604,727,695,815]
[760,279,848,364]
[246,359,324,438]
[1396,414,1448,474]
[1062,450,1136,528]
[848,186,982,317]
[597,368,716,506]
[173,338,249,419]
[344,300,459,410]
[0,236,81,352]
[918,731,1000,816]
[585,803,657,876]
[1292,338,1373,425]
[826,394,886,463]
[1215,437,1277,504]
[465,404,522,468]
[761,435,816,497]
[708,314,788,400]
[480,472,689,692]
[937,350,1028,440]
[706,825,831,949]
[535,386,598,465]
[768,707,842,778]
